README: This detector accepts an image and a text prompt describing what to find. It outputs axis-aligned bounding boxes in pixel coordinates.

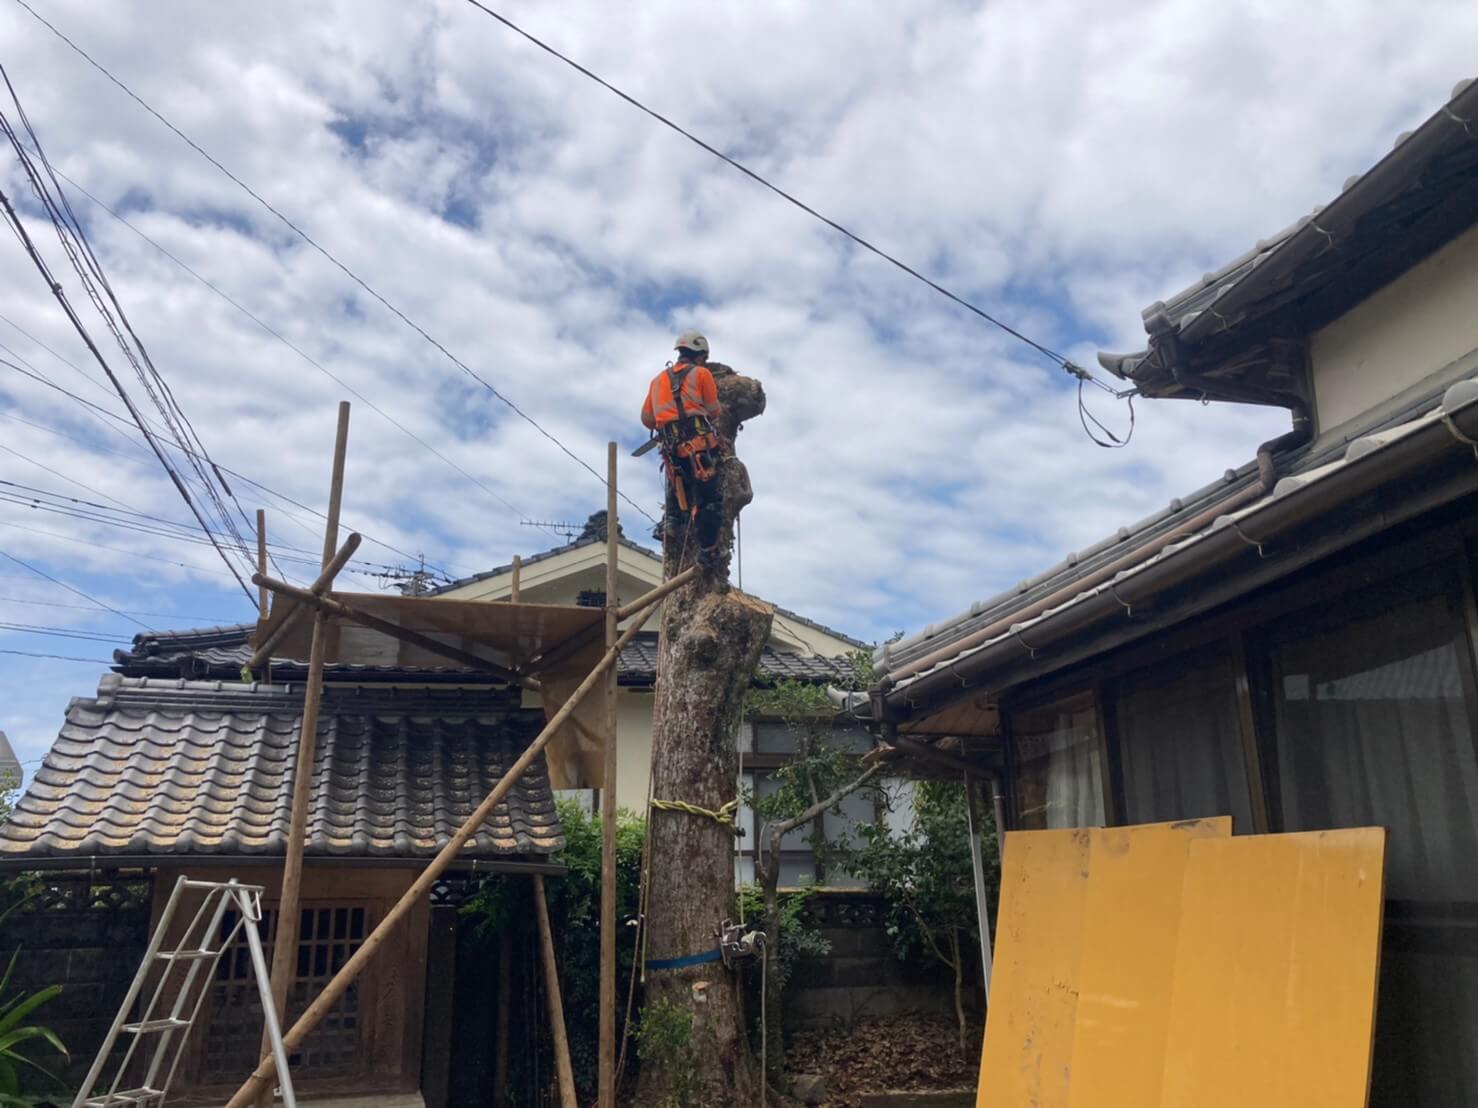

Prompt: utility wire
[459,1,1133,400]
[0,595,229,621]
[0,77,256,600]
[39,163,541,529]
[0,622,132,644]
[0,647,112,664]
[0,351,463,578]
[0,546,150,630]
[15,0,658,522]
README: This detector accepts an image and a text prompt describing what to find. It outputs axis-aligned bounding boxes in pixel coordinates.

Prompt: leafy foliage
[461,798,645,1101]
[736,884,829,992]
[635,997,697,1107]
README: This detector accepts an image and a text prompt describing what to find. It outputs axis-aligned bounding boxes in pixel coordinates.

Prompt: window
[1261,574,1478,1104]
[204,903,369,1084]
[1113,646,1253,833]
[1011,691,1105,829]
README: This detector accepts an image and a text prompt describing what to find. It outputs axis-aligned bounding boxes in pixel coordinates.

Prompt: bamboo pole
[510,554,521,602]
[244,534,363,675]
[256,509,268,621]
[614,565,698,620]
[534,874,579,1108]
[598,444,618,1108]
[257,403,351,1108]
[223,600,664,1108]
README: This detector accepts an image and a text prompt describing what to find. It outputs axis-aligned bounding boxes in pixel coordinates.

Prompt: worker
[640,330,724,553]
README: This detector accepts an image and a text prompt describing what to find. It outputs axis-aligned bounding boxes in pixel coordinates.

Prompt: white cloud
[0,0,1472,764]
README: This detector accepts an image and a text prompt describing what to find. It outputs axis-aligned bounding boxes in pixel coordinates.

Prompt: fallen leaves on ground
[786,1012,980,1107]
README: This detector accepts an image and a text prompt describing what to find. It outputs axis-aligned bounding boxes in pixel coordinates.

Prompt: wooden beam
[255,509,268,621]
[222,599,665,1108]
[510,554,521,602]
[251,573,537,690]
[892,734,980,776]
[493,932,512,1107]
[257,402,351,1108]
[615,565,699,621]
[244,533,363,674]
[535,873,579,1108]
[598,443,618,1108]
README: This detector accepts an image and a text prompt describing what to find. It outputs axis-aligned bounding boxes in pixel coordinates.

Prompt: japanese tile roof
[0,675,563,862]
[874,373,1478,703]
[113,625,857,687]
[1098,77,1478,403]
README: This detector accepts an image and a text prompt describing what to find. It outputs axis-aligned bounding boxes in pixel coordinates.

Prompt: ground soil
[785,1013,981,1108]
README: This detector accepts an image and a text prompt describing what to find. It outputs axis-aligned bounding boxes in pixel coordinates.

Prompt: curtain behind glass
[1012,691,1104,829]
[1115,647,1253,833]
[1267,584,1478,1106]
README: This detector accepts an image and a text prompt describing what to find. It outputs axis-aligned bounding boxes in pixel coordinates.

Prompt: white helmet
[674,330,709,356]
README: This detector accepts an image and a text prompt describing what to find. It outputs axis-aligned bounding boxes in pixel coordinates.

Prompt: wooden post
[223,600,664,1108]
[510,554,521,602]
[493,932,512,1107]
[256,508,268,621]
[534,874,579,1108]
[598,443,618,1108]
[256,403,350,1107]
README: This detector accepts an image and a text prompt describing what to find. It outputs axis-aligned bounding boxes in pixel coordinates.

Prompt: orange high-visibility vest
[641,363,719,429]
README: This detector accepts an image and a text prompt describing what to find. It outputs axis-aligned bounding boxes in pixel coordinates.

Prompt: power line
[14,0,659,523]
[39,163,542,530]
[0,595,230,621]
[0,647,111,664]
[0,350,464,578]
[0,71,257,599]
[458,3,1112,380]
[0,546,150,630]
[0,621,132,644]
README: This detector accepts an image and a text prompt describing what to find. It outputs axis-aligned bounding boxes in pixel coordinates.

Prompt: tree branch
[771,763,882,841]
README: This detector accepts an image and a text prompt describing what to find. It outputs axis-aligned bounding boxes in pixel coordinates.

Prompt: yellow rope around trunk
[650,797,739,830]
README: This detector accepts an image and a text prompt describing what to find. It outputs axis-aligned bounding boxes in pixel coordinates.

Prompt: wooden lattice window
[203,903,369,1082]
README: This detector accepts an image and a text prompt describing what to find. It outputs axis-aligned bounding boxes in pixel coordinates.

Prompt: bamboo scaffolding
[244,535,363,675]
[256,401,350,1108]
[598,443,618,1108]
[223,588,672,1108]
[255,509,268,621]
[535,873,579,1108]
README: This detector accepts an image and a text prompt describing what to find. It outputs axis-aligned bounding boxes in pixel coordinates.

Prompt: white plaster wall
[1311,221,1478,432]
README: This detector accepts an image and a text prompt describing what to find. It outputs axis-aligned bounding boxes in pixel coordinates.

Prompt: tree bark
[640,364,771,1105]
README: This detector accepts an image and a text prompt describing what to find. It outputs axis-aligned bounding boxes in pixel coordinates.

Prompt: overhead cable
[0,546,151,630]
[0,647,112,664]
[458,0,1138,421]
[14,0,659,522]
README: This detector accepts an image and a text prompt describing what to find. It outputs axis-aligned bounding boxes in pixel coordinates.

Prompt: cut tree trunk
[640,364,771,1106]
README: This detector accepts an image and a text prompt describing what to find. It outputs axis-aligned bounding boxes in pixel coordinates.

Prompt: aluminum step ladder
[72,876,297,1108]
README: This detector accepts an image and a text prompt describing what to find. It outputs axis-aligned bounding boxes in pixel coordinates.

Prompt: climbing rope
[649,797,739,830]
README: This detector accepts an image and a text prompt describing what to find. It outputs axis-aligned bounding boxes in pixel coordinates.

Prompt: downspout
[879,407,1312,697]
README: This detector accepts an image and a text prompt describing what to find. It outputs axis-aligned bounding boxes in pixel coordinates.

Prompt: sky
[0,0,1474,771]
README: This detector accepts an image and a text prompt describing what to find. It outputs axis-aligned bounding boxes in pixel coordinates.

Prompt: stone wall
[0,870,154,1095]
[784,891,970,1031]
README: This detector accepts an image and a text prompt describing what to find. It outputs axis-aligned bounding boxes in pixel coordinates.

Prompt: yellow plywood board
[977,828,1092,1108]
[1067,818,1231,1108]
[1160,828,1387,1108]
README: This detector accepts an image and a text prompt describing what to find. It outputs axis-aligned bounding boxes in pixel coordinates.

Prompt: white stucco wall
[1311,221,1478,433]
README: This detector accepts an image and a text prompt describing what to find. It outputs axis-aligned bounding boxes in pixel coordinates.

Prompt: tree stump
[640,363,772,1105]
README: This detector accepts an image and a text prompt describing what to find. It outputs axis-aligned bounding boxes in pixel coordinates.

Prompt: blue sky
[0,0,1475,773]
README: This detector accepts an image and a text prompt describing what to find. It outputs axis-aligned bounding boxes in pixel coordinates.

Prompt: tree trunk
[640,365,771,1105]
[950,928,967,1055]
[757,843,786,1088]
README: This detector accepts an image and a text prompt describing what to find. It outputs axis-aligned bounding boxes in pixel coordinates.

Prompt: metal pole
[256,509,268,621]
[964,773,995,1002]
[257,402,350,1106]
[534,874,579,1108]
[240,887,299,1108]
[223,600,665,1108]
[598,442,618,1108]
